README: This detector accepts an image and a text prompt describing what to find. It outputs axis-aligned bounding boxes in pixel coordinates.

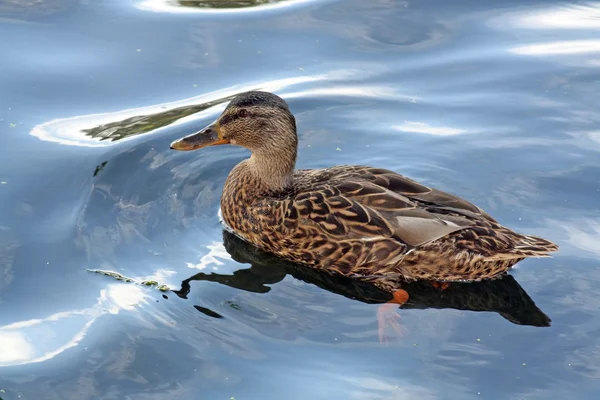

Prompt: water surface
[1,0,600,399]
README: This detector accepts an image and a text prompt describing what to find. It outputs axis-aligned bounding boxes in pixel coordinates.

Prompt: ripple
[30,74,327,147]
[30,67,414,147]
[0,284,153,367]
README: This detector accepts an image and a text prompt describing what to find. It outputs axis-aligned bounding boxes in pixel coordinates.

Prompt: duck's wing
[321,166,497,222]
[261,166,492,248]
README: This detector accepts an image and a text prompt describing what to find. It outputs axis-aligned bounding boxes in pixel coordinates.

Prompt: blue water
[1,0,600,398]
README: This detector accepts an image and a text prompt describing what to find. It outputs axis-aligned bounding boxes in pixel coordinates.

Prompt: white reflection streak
[186,241,231,270]
[392,121,467,136]
[509,3,600,29]
[137,0,324,14]
[562,220,600,257]
[31,67,401,148]
[343,376,439,400]
[142,268,178,283]
[30,74,327,147]
[509,40,600,56]
[0,319,97,367]
[285,86,415,101]
[0,285,148,367]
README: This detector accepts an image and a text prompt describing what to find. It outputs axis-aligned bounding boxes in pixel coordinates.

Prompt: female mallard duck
[171,91,558,282]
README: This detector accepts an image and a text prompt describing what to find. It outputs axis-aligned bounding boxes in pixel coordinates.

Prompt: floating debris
[87,269,134,283]
[226,301,242,311]
[87,269,171,292]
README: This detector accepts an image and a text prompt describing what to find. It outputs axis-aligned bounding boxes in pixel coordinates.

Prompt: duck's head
[170,91,297,156]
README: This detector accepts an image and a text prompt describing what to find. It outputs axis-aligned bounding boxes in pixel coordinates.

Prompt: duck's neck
[221,150,296,234]
[247,147,296,192]
[222,146,297,210]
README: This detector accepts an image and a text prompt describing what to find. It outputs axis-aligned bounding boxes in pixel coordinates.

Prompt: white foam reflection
[30,74,327,147]
[285,86,412,100]
[142,268,178,283]
[560,218,600,258]
[567,130,600,150]
[392,121,468,136]
[493,3,600,30]
[186,240,231,270]
[32,69,409,148]
[31,64,418,148]
[0,331,35,364]
[345,376,438,400]
[0,284,151,367]
[509,40,600,56]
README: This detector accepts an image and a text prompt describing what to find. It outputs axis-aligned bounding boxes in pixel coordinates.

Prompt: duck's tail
[447,228,559,279]
[485,232,559,261]
[399,227,558,282]
[512,233,559,256]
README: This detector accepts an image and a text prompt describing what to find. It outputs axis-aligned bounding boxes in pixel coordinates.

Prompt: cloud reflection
[0,284,152,367]
[285,86,412,100]
[0,331,35,364]
[185,240,231,270]
[345,376,439,400]
[560,218,600,258]
[500,3,600,30]
[509,40,600,56]
[392,121,467,136]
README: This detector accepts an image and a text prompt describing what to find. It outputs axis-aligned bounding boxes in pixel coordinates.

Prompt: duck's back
[222,164,558,281]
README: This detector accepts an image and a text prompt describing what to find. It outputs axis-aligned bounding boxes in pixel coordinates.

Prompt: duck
[170,91,558,283]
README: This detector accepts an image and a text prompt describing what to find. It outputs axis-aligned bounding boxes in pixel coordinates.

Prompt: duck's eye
[238,109,249,118]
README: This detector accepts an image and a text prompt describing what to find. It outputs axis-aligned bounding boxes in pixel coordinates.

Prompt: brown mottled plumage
[171,91,558,282]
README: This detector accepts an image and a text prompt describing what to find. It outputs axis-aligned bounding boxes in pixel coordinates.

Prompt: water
[1,0,599,398]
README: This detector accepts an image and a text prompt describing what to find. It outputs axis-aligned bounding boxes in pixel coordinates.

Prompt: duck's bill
[170,121,229,151]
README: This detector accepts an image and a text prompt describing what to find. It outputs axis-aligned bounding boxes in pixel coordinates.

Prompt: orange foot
[431,281,450,291]
[377,289,409,345]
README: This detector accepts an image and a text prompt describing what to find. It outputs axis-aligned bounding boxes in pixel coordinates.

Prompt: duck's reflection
[176,0,288,9]
[174,230,550,341]
[82,96,233,142]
